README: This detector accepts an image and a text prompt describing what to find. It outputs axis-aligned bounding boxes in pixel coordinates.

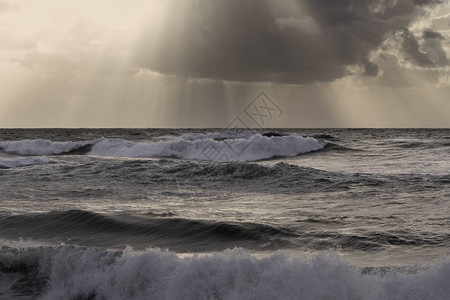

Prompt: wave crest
[1,245,449,300]
[0,133,326,162]
[90,135,325,161]
[0,139,93,156]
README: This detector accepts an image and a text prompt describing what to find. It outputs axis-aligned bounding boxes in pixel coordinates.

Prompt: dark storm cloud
[361,59,380,77]
[423,29,444,40]
[400,28,435,67]
[422,29,449,66]
[414,0,442,5]
[397,28,448,67]
[135,0,443,84]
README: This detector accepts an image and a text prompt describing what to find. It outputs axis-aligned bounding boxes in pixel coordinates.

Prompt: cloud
[361,59,380,77]
[395,28,448,67]
[414,0,442,5]
[422,29,449,66]
[423,29,444,39]
[366,53,442,87]
[0,30,36,50]
[134,0,443,84]
[0,1,15,13]
[399,28,436,67]
[275,16,320,35]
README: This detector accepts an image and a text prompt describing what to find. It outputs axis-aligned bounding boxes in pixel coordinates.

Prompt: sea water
[0,128,449,299]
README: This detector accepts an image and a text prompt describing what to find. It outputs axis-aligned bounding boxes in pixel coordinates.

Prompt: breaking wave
[0,139,93,156]
[0,133,326,162]
[0,245,449,300]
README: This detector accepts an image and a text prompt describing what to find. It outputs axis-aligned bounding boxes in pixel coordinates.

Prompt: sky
[0,0,449,128]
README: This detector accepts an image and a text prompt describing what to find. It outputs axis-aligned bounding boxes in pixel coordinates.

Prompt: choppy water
[0,128,449,299]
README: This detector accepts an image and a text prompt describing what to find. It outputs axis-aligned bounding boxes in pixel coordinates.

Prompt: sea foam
[0,133,326,162]
[89,135,324,161]
[0,245,449,300]
[0,139,92,156]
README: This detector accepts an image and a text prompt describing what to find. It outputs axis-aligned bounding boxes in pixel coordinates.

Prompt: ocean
[0,128,449,299]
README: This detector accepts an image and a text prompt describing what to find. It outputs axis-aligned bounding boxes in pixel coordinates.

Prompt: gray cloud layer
[135,0,443,84]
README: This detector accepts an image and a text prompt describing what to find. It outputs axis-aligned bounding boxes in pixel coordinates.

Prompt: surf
[0,133,326,162]
[1,245,449,300]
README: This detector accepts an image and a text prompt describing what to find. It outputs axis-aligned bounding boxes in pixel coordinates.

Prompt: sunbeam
[0,0,449,127]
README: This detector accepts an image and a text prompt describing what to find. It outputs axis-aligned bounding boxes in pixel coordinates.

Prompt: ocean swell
[0,210,295,252]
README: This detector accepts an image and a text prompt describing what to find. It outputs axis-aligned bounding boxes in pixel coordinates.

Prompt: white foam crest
[89,135,325,161]
[0,157,60,168]
[0,134,326,161]
[16,247,448,300]
[0,139,92,156]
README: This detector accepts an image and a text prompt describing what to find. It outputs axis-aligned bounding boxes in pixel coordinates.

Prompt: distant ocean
[0,128,449,299]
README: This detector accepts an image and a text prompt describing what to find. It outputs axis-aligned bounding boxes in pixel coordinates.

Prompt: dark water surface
[0,129,449,299]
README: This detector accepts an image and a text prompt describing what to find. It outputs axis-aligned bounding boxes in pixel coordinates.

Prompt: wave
[180,131,259,141]
[0,210,295,252]
[191,161,290,180]
[304,133,338,140]
[181,131,289,140]
[308,231,448,251]
[89,135,325,162]
[0,139,94,156]
[0,245,449,300]
[2,210,445,254]
[320,142,358,153]
[92,160,362,193]
[387,139,450,150]
[0,133,326,162]
[0,157,60,169]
